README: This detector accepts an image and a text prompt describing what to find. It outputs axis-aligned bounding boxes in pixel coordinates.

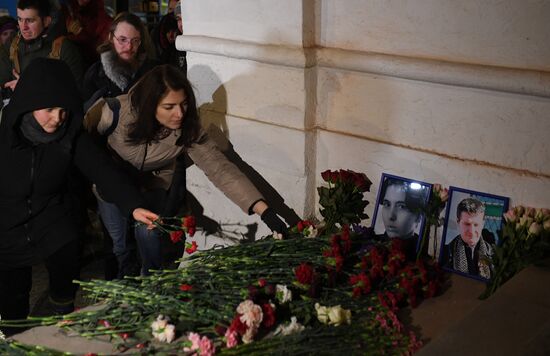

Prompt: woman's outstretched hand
[261,208,288,234]
[133,208,160,229]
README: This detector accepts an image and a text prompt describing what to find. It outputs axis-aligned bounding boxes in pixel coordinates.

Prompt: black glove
[261,208,287,234]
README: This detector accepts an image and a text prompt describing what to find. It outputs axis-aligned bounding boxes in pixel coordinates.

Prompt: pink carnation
[225,329,239,348]
[236,300,263,329]
[184,332,201,352]
[199,335,216,356]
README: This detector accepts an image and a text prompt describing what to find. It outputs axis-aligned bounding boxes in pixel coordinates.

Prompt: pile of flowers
[481,205,550,298]
[0,170,443,355]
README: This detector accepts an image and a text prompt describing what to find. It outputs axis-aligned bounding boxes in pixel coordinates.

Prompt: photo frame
[439,186,509,282]
[371,173,432,255]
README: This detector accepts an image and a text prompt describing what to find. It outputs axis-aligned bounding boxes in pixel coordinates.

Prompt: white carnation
[273,316,305,336]
[151,315,176,343]
[304,226,318,238]
[275,284,292,303]
[272,232,284,240]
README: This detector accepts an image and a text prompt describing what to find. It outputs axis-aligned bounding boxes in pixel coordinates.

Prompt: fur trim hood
[100,50,147,91]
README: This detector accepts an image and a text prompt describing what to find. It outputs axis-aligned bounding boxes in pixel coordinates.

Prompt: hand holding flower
[132,208,159,229]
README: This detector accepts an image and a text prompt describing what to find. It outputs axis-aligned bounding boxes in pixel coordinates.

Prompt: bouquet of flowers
[481,206,550,298]
[318,169,371,233]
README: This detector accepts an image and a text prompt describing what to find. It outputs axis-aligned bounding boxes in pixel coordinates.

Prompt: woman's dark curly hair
[127,64,200,147]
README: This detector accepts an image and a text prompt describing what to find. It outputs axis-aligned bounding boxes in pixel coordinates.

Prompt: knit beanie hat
[0,16,17,34]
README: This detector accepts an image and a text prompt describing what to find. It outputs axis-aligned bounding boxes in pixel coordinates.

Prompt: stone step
[417,264,550,356]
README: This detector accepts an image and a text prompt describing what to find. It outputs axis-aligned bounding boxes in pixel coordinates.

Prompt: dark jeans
[0,239,79,327]
[97,197,163,277]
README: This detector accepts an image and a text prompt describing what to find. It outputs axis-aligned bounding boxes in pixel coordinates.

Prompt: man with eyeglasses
[82,12,159,106]
[3,0,83,92]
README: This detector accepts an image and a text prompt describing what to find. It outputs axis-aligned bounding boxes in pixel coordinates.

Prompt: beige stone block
[181,0,305,46]
[316,131,550,219]
[317,68,550,175]
[188,53,307,129]
[320,0,550,71]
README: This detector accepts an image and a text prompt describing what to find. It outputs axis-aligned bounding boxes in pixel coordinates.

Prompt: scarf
[451,236,493,279]
[19,111,68,145]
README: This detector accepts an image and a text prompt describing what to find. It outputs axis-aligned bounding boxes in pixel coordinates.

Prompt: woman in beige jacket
[85,64,286,277]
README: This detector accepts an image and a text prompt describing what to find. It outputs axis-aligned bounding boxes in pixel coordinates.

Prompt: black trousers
[0,239,79,322]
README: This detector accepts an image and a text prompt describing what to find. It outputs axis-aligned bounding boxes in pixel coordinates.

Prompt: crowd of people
[0,0,288,335]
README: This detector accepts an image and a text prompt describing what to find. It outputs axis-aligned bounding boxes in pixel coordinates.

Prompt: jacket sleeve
[73,130,146,217]
[187,130,264,214]
[82,62,103,103]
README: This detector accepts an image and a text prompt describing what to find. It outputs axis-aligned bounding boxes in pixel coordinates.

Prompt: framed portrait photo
[439,186,510,282]
[371,174,432,257]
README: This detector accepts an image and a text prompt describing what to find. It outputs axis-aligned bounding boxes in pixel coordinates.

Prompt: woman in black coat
[0,58,158,331]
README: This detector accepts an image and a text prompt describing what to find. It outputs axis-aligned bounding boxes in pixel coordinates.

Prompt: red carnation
[258,278,267,287]
[294,263,315,285]
[349,272,371,297]
[229,314,248,335]
[170,230,184,243]
[179,284,193,291]
[297,220,312,232]
[182,216,196,237]
[182,215,196,229]
[340,226,351,254]
[332,255,343,273]
[185,241,198,254]
[330,234,341,247]
[261,303,276,328]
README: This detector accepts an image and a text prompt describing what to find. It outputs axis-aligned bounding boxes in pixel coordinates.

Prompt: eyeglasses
[112,34,141,47]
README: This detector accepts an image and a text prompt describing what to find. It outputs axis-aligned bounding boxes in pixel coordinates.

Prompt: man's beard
[113,50,140,71]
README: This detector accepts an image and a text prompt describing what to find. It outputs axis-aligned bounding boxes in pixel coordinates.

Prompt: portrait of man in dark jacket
[442,197,495,280]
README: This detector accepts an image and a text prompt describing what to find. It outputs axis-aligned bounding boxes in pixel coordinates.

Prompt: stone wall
[176,0,550,244]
